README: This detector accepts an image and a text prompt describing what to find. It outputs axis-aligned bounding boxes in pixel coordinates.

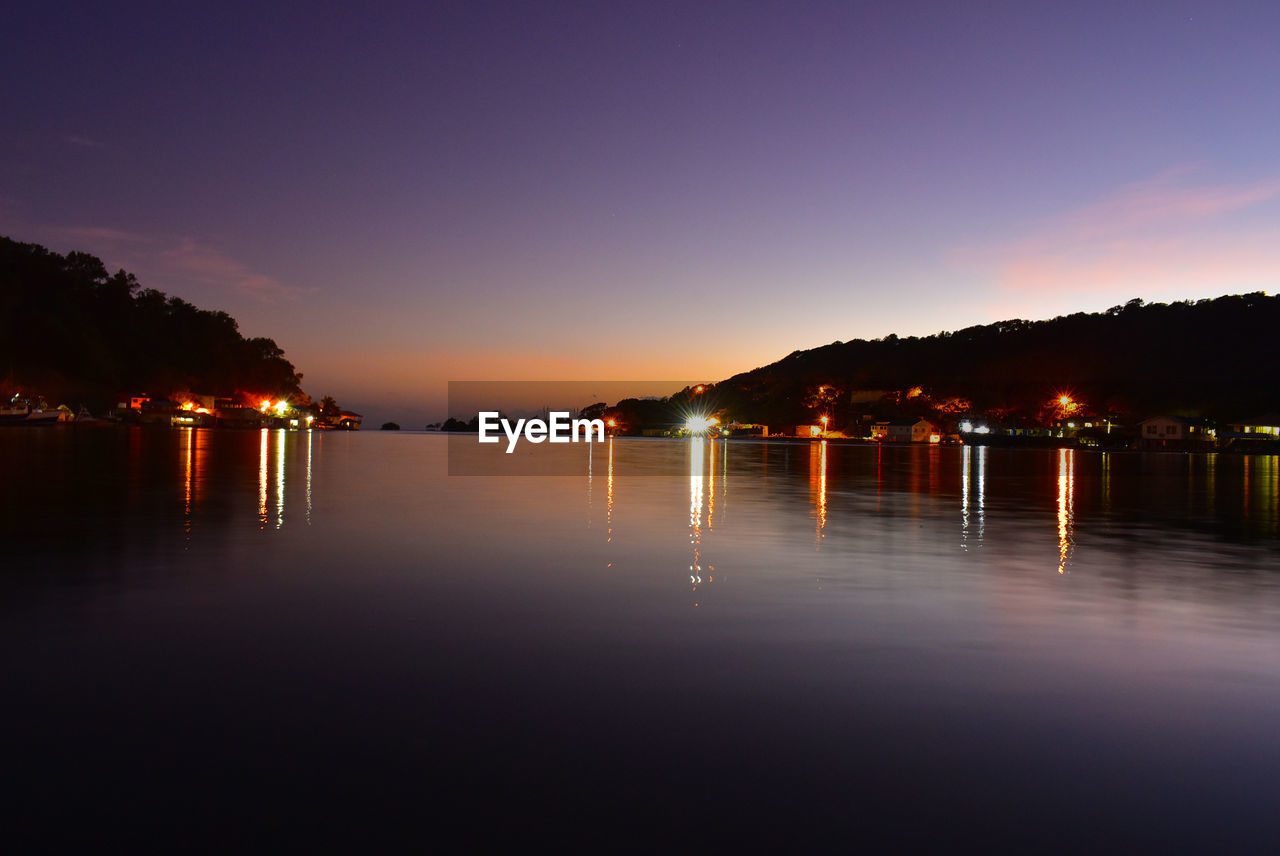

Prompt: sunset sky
[4,2,1279,423]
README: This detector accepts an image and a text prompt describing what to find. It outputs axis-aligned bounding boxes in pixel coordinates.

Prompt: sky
[3,1,1279,424]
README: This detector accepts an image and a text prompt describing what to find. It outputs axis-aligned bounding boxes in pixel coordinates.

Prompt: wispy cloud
[49,225,150,244]
[62,134,103,148]
[5,220,307,303]
[954,167,1280,312]
[160,237,310,302]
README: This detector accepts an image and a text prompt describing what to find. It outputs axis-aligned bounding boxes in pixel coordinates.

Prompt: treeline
[700,294,1280,427]
[0,236,303,408]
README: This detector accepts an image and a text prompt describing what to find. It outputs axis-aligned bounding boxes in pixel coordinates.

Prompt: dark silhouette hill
[687,294,1279,428]
[1,236,303,408]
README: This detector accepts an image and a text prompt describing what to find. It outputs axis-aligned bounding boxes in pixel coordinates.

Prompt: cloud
[2,219,308,303]
[954,167,1280,309]
[49,225,150,244]
[159,237,310,302]
[62,135,103,148]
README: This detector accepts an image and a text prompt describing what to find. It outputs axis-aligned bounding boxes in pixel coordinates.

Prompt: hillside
[687,294,1279,429]
[0,236,304,409]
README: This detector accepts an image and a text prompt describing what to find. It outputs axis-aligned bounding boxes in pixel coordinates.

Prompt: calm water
[3,429,1279,850]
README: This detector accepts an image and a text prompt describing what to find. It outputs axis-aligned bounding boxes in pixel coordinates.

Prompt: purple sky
[4,2,1279,423]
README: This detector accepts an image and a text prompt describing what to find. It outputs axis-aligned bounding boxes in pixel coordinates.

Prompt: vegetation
[0,236,304,409]
[692,294,1280,430]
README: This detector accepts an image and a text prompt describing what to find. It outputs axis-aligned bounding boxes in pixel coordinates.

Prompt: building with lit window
[1138,416,1216,451]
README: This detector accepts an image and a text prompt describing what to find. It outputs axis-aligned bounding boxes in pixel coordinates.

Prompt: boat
[1,395,66,425]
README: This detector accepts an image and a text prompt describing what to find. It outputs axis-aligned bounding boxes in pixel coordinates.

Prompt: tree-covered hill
[0,236,304,408]
[692,294,1280,428]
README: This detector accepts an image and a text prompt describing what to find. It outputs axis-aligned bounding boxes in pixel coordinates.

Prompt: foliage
[0,236,303,407]
[701,294,1280,427]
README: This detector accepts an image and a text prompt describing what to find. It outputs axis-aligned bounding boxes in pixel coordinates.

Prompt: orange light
[606,419,616,427]
[694,386,705,394]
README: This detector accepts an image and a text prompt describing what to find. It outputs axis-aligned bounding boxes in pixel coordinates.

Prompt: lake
[3,429,1279,850]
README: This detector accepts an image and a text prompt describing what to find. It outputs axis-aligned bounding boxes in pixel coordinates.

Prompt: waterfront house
[1225,414,1280,437]
[1138,416,1216,451]
[883,418,939,443]
[726,422,768,436]
[1221,414,1280,452]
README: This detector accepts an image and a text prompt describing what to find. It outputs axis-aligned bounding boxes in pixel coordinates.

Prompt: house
[725,422,768,436]
[881,418,939,443]
[1221,414,1280,452]
[1138,416,1216,451]
[794,425,825,438]
[115,393,151,413]
[1225,415,1280,437]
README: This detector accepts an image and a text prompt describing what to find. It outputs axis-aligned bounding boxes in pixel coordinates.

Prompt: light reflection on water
[3,431,1280,848]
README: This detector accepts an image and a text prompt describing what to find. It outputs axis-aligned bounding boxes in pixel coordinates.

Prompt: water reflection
[689,439,705,590]
[276,428,286,529]
[584,440,1279,587]
[1100,452,1111,513]
[259,428,269,528]
[961,445,986,548]
[606,437,613,544]
[180,427,207,545]
[251,428,314,531]
[1057,447,1075,574]
[182,428,194,540]
[305,430,313,526]
[810,440,827,543]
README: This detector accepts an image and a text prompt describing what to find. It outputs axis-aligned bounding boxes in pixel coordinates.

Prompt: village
[660,386,1280,454]
[1,391,363,430]
[119,393,364,430]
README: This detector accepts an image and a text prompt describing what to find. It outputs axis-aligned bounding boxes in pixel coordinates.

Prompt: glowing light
[819,415,829,426]
[606,419,616,428]
[275,400,288,416]
[260,399,271,413]
[960,421,972,433]
[694,386,705,394]
[684,415,715,434]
